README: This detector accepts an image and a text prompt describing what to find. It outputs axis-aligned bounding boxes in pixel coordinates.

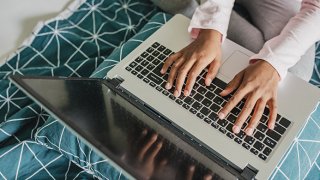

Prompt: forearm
[251,0,320,80]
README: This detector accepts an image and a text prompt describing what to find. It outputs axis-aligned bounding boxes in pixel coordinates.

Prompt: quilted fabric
[0,0,159,179]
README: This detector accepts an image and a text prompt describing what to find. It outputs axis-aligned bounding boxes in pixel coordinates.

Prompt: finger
[220,71,244,97]
[165,57,184,89]
[185,165,195,180]
[245,99,267,136]
[267,96,278,129]
[218,84,253,120]
[137,134,158,162]
[205,60,221,86]
[146,142,163,162]
[174,58,197,97]
[233,93,260,134]
[161,52,181,74]
[184,62,207,96]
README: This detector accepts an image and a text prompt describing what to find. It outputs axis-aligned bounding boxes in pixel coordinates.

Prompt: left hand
[218,60,280,136]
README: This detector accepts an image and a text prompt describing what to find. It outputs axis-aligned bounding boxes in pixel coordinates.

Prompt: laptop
[9,14,320,179]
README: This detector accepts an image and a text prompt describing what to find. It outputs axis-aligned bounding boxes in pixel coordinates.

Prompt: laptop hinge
[241,164,258,180]
[109,77,124,88]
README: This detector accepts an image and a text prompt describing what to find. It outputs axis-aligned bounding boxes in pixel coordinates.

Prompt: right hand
[161,29,222,97]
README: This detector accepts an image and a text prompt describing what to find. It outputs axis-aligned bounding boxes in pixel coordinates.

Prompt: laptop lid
[10,75,247,180]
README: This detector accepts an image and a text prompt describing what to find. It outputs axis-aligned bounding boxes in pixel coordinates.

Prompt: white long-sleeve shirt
[188,0,320,80]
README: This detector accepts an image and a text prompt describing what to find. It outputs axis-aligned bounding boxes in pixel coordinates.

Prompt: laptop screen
[12,76,239,180]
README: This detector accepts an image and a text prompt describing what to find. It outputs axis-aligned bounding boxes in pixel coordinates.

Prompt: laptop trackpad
[220,51,250,80]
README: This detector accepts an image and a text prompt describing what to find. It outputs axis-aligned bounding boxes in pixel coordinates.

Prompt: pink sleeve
[188,0,235,40]
[250,0,320,80]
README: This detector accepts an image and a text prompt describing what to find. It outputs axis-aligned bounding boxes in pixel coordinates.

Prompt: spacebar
[147,73,163,85]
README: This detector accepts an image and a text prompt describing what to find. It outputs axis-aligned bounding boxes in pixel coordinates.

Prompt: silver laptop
[105,14,320,179]
[10,14,320,179]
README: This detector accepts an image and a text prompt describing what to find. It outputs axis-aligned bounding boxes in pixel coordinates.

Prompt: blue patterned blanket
[0,0,319,179]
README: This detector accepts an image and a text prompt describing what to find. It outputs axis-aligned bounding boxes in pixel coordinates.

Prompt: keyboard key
[217,119,228,127]
[244,136,255,145]
[226,123,233,132]
[208,112,218,121]
[263,108,270,116]
[146,47,154,53]
[227,114,237,123]
[141,69,149,76]
[194,93,204,102]
[158,54,167,61]
[141,52,149,58]
[266,129,281,141]
[201,98,212,107]
[125,66,132,71]
[235,130,246,139]
[192,102,202,110]
[147,64,155,70]
[152,42,160,48]
[211,122,219,129]
[137,74,143,79]
[204,118,211,124]
[147,73,163,85]
[149,82,156,87]
[135,56,143,63]
[250,148,259,155]
[253,141,265,151]
[189,108,197,114]
[156,86,162,91]
[182,103,190,110]
[200,107,211,116]
[143,78,150,83]
[158,45,166,52]
[152,59,161,66]
[135,65,143,72]
[184,97,195,105]
[169,94,176,100]
[257,123,268,133]
[254,131,265,141]
[175,99,183,105]
[197,86,207,94]
[205,91,215,99]
[152,51,160,57]
[264,137,277,148]
[274,123,286,135]
[129,62,137,68]
[212,78,227,89]
[214,88,222,94]
[213,97,223,105]
[234,137,242,144]
[219,127,227,134]
[263,147,272,156]
[226,132,234,139]
[258,154,267,161]
[242,143,250,150]
[147,55,154,61]
[131,70,137,75]
[197,113,205,119]
[279,117,291,128]
[163,49,172,55]
[260,115,268,123]
[210,103,220,113]
[141,60,149,66]
[241,122,248,130]
[207,84,216,91]
[276,114,281,122]
[162,90,169,96]
[231,107,241,116]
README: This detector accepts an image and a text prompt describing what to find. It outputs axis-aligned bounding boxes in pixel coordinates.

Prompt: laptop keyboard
[125,42,292,161]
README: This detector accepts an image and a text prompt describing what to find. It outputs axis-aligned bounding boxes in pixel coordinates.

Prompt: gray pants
[152,0,315,81]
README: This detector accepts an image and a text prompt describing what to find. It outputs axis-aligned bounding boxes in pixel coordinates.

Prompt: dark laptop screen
[12,77,239,180]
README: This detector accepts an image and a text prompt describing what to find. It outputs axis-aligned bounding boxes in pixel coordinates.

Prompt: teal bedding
[0,0,319,179]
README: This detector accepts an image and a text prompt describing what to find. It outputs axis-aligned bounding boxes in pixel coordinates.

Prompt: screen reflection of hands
[121,128,215,180]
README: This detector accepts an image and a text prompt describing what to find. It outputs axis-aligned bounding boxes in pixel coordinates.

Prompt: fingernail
[165,82,171,89]
[174,90,180,97]
[205,78,211,86]
[184,90,189,96]
[218,112,225,119]
[269,124,275,130]
[245,128,254,136]
[160,69,164,74]
[233,125,240,134]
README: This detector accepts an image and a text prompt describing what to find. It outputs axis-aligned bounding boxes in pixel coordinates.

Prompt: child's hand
[161,29,222,97]
[218,60,281,136]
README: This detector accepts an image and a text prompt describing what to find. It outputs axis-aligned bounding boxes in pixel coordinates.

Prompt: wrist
[198,29,222,43]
